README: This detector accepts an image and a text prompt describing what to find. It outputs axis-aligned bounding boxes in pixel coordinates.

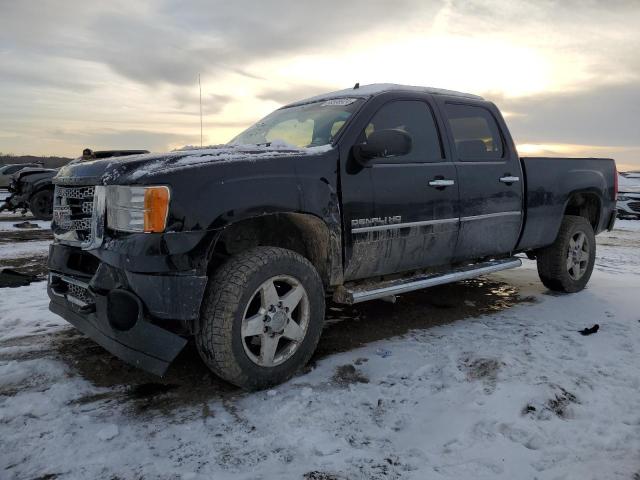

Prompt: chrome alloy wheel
[566,231,590,281]
[241,275,310,367]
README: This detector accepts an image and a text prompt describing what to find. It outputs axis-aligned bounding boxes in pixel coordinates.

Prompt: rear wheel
[29,189,53,220]
[196,247,325,390]
[536,215,596,293]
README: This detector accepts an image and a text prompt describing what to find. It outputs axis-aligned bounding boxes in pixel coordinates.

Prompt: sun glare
[263,34,556,98]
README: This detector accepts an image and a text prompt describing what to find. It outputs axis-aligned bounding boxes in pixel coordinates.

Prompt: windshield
[229,98,365,148]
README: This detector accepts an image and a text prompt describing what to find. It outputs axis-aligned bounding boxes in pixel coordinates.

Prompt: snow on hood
[106,142,333,182]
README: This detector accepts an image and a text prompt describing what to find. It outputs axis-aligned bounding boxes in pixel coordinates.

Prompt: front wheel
[536,215,596,293]
[196,247,325,390]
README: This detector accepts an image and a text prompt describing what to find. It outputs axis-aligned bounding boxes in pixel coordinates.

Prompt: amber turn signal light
[143,186,170,233]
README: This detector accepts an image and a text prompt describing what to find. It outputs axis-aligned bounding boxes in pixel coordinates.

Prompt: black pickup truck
[47,84,617,389]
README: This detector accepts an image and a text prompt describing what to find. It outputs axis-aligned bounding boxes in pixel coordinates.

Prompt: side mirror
[352,129,412,165]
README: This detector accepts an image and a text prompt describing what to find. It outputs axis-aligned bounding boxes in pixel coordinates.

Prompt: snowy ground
[0,240,51,261]
[1,221,639,479]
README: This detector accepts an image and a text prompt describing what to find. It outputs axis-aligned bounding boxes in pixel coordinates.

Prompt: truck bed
[517,157,617,251]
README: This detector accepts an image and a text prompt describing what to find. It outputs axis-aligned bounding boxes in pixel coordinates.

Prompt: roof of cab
[286,83,483,107]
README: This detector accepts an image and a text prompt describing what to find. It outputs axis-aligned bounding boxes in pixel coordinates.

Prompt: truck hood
[13,168,58,185]
[13,167,57,178]
[54,143,333,186]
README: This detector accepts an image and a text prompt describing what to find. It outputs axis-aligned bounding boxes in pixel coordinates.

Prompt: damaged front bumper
[47,243,209,376]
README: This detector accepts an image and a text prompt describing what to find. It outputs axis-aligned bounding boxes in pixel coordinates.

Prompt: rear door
[436,99,523,261]
[340,94,460,280]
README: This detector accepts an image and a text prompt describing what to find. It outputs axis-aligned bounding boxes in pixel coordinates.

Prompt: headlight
[106,185,170,233]
[617,195,630,202]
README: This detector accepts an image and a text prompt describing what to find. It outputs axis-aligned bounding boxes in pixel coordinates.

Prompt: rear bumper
[47,242,208,376]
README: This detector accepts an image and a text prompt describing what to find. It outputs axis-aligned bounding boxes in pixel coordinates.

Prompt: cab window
[444,103,504,161]
[363,100,443,162]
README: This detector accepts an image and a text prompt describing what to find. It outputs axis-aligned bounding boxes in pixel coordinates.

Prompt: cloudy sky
[1,0,639,169]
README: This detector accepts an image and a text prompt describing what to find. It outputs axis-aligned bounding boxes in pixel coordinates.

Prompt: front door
[340,97,460,280]
[436,100,523,261]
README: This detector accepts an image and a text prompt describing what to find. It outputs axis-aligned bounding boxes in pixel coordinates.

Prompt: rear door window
[444,104,504,161]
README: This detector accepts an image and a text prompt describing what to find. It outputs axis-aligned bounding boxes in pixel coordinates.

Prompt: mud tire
[536,215,596,293]
[196,247,325,390]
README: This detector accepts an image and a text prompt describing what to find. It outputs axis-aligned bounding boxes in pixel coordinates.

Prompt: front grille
[629,201,640,213]
[49,273,94,308]
[67,282,93,305]
[52,185,96,246]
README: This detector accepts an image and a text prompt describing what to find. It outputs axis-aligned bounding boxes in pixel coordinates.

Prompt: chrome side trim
[352,217,459,234]
[460,211,521,222]
[54,274,90,289]
[346,258,522,304]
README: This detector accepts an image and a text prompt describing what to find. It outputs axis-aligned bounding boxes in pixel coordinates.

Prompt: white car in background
[617,173,640,219]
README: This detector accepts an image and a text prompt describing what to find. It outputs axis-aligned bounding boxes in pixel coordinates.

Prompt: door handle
[428,179,455,188]
[499,176,520,184]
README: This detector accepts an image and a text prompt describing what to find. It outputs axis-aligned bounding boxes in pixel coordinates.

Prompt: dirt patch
[0,327,241,409]
[0,268,39,287]
[332,364,369,387]
[128,382,179,398]
[523,386,579,420]
[53,335,240,413]
[546,387,578,418]
[463,358,502,380]
[316,278,535,360]
[0,229,52,242]
[304,472,346,480]
[0,254,49,280]
[459,356,503,394]
[0,225,50,282]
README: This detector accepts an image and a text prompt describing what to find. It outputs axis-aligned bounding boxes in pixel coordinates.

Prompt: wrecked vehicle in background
[0,163,43,187]
[1,150,149,220]
[2,166,58,220]
[46,84,617,390]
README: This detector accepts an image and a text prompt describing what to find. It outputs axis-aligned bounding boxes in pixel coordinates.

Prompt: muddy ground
[0,211,537,412]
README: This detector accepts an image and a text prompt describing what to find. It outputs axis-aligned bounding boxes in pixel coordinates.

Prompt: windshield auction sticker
[321,98,358,106]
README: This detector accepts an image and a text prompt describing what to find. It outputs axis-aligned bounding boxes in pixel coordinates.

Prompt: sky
[0,0,639,170]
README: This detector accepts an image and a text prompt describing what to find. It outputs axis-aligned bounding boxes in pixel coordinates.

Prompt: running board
[334,257,522,304]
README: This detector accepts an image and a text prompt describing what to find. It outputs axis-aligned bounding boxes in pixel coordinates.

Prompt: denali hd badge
[351,216,402,230]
